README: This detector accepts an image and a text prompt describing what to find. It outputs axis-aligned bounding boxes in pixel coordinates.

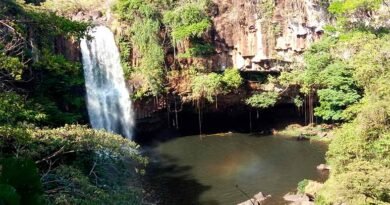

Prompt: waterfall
[80,26,134,139]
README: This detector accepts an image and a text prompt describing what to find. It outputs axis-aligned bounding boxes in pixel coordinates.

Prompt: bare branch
[36,146,65,164]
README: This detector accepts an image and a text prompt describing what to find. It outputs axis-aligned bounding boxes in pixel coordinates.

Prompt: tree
[245,91,279,132]
[246,91,279,109]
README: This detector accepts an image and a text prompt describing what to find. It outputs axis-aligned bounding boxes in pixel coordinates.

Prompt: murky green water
[145,133,328,205]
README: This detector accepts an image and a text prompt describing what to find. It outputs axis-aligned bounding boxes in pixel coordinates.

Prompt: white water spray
[81,26,134,138]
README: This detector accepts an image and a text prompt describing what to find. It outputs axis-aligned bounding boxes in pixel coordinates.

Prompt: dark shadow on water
[134,103,305,146]
[143,152,219,205]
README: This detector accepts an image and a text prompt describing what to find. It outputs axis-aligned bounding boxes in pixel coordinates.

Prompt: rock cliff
[210,0,329,71]
[57,0,330,72]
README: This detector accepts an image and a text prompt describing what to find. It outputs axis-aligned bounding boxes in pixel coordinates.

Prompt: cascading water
[80,26,134,139]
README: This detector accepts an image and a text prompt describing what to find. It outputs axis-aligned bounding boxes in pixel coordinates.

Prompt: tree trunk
[175,97,179,129]
[215,95,218,109]
[198,100,202,136]
[249,109,252,133]
[167,97,170,128]
[304,95,307,125]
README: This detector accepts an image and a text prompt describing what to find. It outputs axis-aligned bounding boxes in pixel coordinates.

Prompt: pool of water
[144,133,328,205]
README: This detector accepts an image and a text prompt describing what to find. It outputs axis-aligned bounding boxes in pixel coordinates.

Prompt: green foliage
[278,37,361,121]
[43,0,106,15]
[0,1,146,204]
[297,179,309,194]
[0,53,24,80]
[0,158,43,205]
[257,0,275,20]
[293,96,303,108]
[163,1,211,40]
[191,72,222,102]
[328,0,384,29]
[319,161,390,204]
[0,125,147,204]
[46,165,143,204]
[171,19,210,41]
[114,0,159,21]
[245,91,279,109]
[329,0,382,15]
[0,92,47,125]
[189,69,243,102]
[314,6,390,203]
[130,18,164,98]
[114,0,165,98]
[347,33,390,87]
[314,62,361,121]
[221,68,243,90]
[0,0,89,125]
[113,0,213,98]
[315,88,360,120]
[32,51,85,125]
[178,42,215,58]
[25,5,89,43]
[0,184,20,205]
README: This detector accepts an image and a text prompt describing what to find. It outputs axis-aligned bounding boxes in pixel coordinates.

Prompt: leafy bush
[221,68,243,90]
[0,125,147,204]
[246,91,279,109]
[0,184,20,205]
[163,1,211,40]
[315,24,390,204]
[178,42,215,57]
[189,69,243,103]
[114,0,158,21]
[43,0,106,15]
[0,158,43,205]
[191,73,222,102]
[0,92,47,125]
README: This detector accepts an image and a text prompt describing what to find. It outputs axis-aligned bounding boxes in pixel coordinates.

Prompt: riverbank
[274,124,336,142]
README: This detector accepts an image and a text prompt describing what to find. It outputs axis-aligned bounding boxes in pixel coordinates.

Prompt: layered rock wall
[210,0,329,71]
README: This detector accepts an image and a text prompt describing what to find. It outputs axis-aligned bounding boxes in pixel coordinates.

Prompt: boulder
[91,11,103,20]
[304,181,324,198]
[297,134,310,141]
[283,193,310,202]
[318,132,328,138]
[316,164,331,171]
[237,192,271,205]
[284,193,313,205]
[290,201,314,205]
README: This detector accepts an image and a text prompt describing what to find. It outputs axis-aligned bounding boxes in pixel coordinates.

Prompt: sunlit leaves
[245,91,279,109]
[221,68,243,90]
[189,68,243,102]
[0,92,47,125]
[163,2,211,40]
[191,72,222,102]
[0,125,147,204]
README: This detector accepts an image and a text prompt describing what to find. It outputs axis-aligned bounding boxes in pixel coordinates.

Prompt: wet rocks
[297,134,310,141]
[237,192,271,205]
[317,164,331,171]
[283,193,313,205]
[284,180,325,205]
[304,181,324,198]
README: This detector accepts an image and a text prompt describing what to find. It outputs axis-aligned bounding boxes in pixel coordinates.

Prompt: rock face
[55,36,80,62]
[210,0,329,71]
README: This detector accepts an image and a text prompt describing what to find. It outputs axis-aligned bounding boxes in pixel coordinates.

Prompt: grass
[43,0,107,15]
